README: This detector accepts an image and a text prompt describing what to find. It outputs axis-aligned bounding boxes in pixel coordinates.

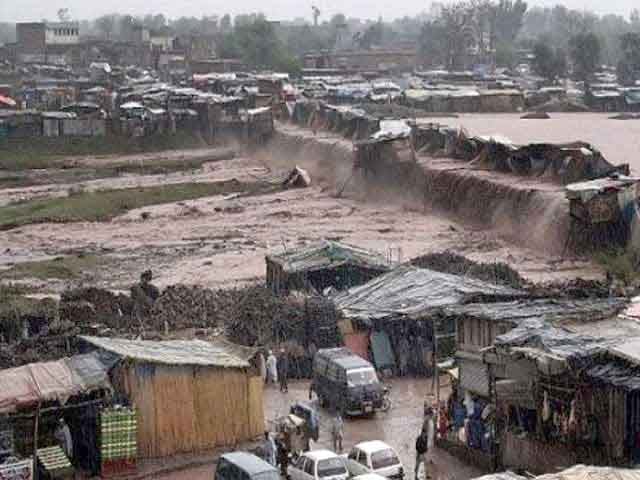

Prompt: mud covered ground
[159,377,481,480]
[0,121,605,294]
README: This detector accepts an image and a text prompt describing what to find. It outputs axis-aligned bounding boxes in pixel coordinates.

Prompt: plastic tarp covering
[80,336,252,368]
[459,358,490,397]
[343,333,370,362]
[67,352,116,392]
[494,315,631,375]
[334,266,525,323]
[536,465,640,480]
[371,119,411,141]
[0,354,112,413]
[586,362,640,391]
[370,331,396,370]
[267,240,390,274]
[444,298,627,325]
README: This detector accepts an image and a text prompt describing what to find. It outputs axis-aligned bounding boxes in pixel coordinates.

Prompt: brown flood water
[417,113,640,172]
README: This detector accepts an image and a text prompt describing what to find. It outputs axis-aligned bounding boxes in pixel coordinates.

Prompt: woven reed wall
[120,363,264,458]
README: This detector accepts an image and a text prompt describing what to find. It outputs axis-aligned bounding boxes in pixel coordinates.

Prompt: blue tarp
[370,331,396,370]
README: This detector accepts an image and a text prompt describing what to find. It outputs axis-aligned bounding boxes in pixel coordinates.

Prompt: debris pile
[224,286,341,348]
[149,284,222,330]
[60,287,133,328]
[410,251,527,289]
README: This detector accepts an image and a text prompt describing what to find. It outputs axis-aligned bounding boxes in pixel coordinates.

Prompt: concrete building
[16,21,79,64]
[303,48,418,73]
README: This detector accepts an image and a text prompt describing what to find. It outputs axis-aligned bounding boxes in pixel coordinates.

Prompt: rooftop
[266,240,391,274]
[355,440,395,454]
[221,452,278,475]
[333,266,526,322]
[303,449,342,461]
[80,336,255,368]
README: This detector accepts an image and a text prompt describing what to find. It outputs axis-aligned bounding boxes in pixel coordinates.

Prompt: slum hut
[482,300,640,474]
[0,353,113,477]
[266,240,392,295]
[565,176,640,249]
[0,110,42,138]
[246,107,274,147]
[42,111,77,137]
[477,90,525,113]
[436,298,627,470]
[79,336,264,459]
[332,266,525,376]
[354,119,414,180]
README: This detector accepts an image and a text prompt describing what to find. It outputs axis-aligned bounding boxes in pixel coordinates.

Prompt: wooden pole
[33,402,41,480]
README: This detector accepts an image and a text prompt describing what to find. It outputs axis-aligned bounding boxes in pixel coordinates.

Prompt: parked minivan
[215,452,279,480]
[311,348,385,415]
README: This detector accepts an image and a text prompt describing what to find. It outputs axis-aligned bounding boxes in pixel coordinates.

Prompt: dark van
[215,452,279,480]
[311,348,384,416]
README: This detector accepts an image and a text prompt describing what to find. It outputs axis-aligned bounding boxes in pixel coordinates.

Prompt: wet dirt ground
[158,378,482,480]
[0,132,603,293]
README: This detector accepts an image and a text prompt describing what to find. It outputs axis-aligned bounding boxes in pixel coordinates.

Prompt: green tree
[491,0,528,44]
[618,32,640,85]
[569,32,601,81]
[532,42,567,82]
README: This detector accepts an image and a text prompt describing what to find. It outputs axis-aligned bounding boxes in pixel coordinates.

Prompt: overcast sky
[1,0,637,24]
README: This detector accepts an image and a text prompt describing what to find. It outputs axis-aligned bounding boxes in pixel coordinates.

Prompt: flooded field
[418,113,640,172]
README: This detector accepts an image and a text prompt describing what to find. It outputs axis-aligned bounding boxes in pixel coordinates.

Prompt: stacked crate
[36,446,73,479]
[0,459,32,480]
[99,408,138,478]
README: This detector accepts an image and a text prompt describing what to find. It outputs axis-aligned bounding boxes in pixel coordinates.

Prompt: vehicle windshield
[347,368,378,386]
[317,458,347,478]
[371,449,401,470]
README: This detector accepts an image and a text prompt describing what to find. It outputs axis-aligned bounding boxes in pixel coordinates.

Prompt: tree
[95,14,117,40]
[532,42,567,82]
[490,0,527,45]
[569,32,601,81]
[220,14,232,33]
[618,32,640,85]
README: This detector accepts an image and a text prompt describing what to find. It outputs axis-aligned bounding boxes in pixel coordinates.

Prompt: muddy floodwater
[418,113,640,172]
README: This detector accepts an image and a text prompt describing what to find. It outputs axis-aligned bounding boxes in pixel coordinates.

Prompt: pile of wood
[224,286,342,348]
[149,284,223,331]
[60,287,133,328]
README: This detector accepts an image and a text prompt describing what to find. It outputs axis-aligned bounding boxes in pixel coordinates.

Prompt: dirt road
[158,378,482,480]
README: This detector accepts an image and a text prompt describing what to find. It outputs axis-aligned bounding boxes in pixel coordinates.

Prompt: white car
[345,441,404,480]
[288,450,349,480]
[353,474,391,480]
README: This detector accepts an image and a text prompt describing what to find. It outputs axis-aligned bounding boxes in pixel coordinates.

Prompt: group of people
[259,349,290,393]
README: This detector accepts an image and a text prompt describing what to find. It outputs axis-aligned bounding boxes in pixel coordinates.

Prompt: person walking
[266,350,278,385]
[414,427,429,480]
[258,350,267,384]
[263,431,277,466]
[331,411,344,453]
[278,348,289,393]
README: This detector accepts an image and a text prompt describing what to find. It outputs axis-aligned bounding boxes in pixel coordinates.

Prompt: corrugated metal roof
[334,266,526,322]
[266,240,391,274]
[80,336,252,368]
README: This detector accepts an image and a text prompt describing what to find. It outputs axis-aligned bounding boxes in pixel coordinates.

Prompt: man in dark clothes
[277,437,290,477]
[415,427,429,480]
[278,348,289,393]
